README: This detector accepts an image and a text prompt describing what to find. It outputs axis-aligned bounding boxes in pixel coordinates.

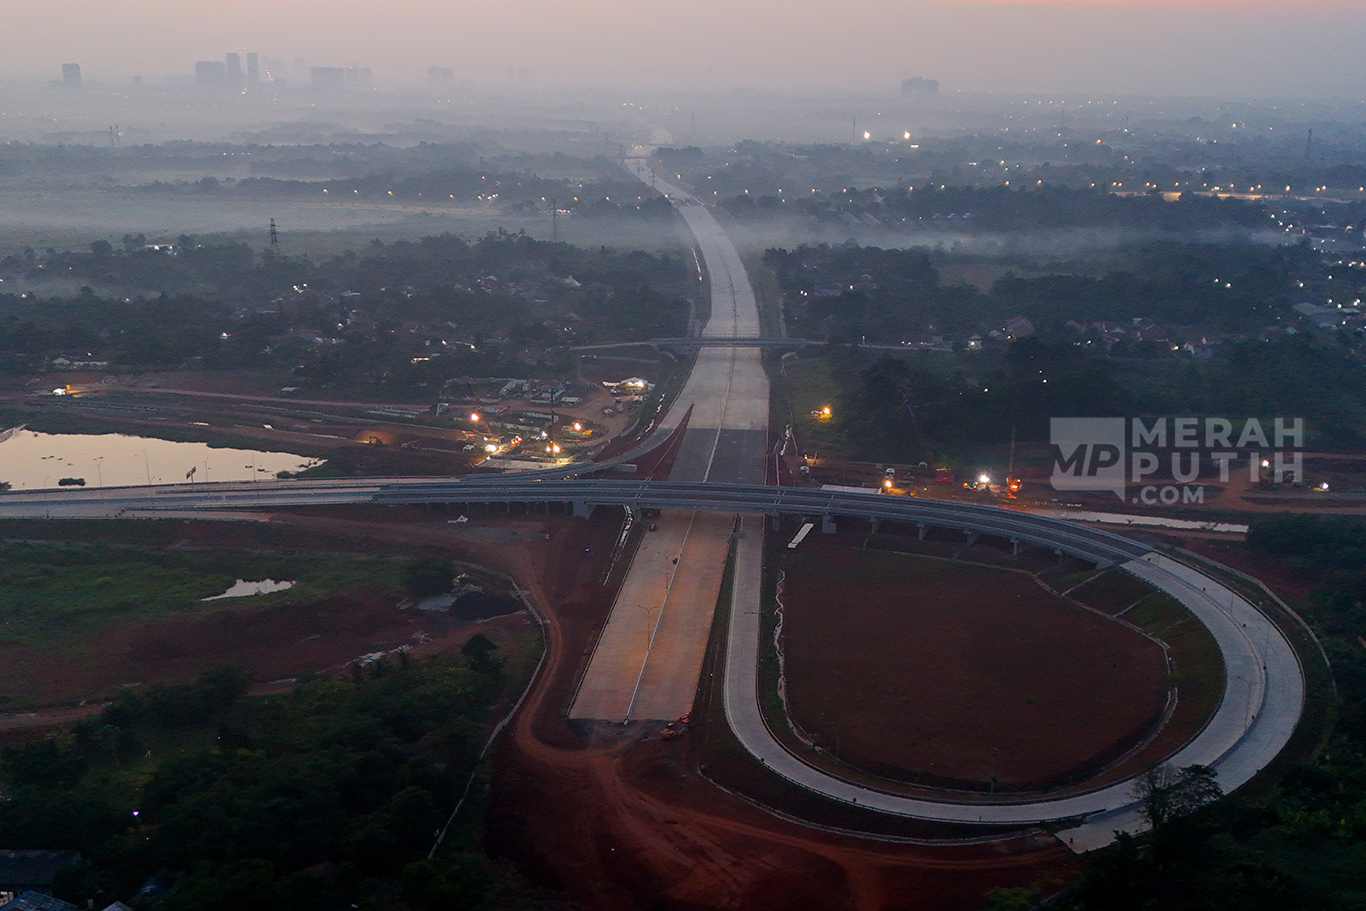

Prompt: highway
[568,158,769,723]
[0,478,1152,566]
[0,474,1306,846]
[0,155,1308,851]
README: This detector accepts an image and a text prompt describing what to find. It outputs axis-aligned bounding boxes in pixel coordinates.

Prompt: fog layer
[10,0,1366,97]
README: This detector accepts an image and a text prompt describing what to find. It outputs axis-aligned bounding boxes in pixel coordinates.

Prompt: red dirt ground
[0,511,559,715]
[482,511,1084,911]
[3,507,1084,910]
[0,591,532,710]
[777,543,1170,793]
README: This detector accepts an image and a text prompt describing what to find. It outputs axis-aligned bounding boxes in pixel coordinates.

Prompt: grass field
[0,539,407,652]
[1123,591,1226,727]
[0,516,540,711]
[781,356,852,458]
[1068,567,1164,614]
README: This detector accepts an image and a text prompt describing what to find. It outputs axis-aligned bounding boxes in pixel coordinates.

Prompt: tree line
[1,652,540,911]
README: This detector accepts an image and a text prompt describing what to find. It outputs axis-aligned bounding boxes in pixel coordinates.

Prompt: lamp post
[638,603,660,648]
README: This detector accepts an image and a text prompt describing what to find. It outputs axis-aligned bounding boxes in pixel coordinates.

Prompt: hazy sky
[7,0,1365,98]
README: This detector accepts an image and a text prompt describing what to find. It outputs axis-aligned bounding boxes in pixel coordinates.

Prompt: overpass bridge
[0,478,1147,568]
[368,480,1150,567]
[0,475,1306,847]
[647,337,817,351]
[0,158,1307,848]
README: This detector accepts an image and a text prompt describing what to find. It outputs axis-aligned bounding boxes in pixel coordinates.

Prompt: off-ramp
[0,162,1308,850]
[0,477,1306,848]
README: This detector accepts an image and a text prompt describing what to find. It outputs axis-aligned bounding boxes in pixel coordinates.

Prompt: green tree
[399,856,492,911]
[1135,763,1223,830]
[461,633,504,675]
[1,739,88,789]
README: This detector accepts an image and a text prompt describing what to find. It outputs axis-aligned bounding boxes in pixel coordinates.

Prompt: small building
[0,892,79,911]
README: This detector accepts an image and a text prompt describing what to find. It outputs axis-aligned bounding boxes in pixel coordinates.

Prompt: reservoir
[0,428,321,490]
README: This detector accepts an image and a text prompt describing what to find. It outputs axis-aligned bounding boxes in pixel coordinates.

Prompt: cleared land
[776,541,1172,792]
[0,512,556,713]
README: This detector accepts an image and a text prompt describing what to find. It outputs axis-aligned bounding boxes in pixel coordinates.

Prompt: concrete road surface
[2,149,1304,852]
[721,537,1304,851]
[569,166,770,723]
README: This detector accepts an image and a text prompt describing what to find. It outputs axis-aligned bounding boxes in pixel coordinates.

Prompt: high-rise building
[226,53,242,81]
[428,66,455,87]
[246,52,260,83]
[61,63,81,88]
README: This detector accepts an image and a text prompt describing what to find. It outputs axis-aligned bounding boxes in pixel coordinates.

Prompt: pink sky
[6,0,1364,97]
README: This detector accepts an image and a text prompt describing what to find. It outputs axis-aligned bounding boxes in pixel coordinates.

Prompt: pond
[0,428,322,490]
[203,579,297,601]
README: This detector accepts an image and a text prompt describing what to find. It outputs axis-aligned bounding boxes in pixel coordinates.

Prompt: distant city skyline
[9,0,1366,98]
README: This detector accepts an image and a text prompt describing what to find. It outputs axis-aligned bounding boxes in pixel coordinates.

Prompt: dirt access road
[489,510,1082,911]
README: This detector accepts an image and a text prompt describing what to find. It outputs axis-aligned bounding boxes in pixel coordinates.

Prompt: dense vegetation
[766,235,1319,340]
[1,655,537,911]
[0,230,692,391]
[731,184,1273,234]
[794,329,1366,466]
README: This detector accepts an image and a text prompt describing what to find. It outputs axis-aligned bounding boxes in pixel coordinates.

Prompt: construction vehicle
[660,712,691,740]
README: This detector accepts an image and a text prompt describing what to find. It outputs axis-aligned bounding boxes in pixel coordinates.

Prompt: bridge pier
[963,530,978,546]
[1011,538,1021,556]
[821,514,837,534]
[917,522,927,540]
[572,501,591,519]
[869,517,880,534]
